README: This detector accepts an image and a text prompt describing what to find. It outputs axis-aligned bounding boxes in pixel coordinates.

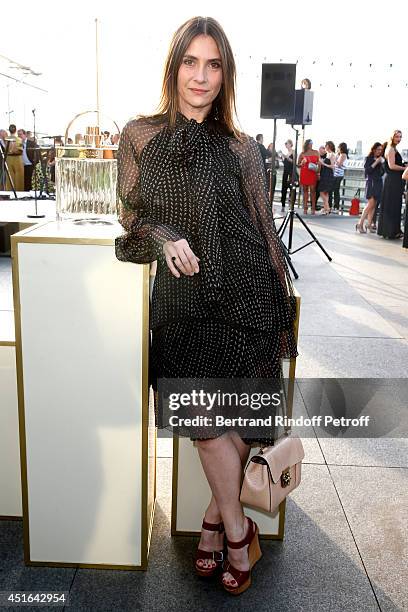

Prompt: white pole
[95,18,100,128]
[7,84,12,124]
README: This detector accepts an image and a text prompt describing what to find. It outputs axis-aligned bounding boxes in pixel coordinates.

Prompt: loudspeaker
[260,64,296,119]
[286,89,314,125]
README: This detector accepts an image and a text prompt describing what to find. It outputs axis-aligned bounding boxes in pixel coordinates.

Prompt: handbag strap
[259,387,292,450]
[244,456,274,511]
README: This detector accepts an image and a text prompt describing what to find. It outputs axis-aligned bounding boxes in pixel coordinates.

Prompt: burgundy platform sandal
[221,516,262,595]
[195,519,225,577]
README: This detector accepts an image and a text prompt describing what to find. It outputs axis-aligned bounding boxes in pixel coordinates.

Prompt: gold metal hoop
[64,110,120,143]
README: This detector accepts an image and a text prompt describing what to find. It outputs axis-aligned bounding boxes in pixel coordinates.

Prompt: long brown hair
[142,16,242,139]
[368,142,383,157]
[388,130,402,148]
[338,142,349,157]
[303,138,313,153]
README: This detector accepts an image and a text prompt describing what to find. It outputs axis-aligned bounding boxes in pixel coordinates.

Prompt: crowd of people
[256,134,350,214]
[373,130,408,249]
[296,139,349,215]
[0,124,121,194]
[1,121,406,247]
[256,130,408,247]
[0,125,38,191]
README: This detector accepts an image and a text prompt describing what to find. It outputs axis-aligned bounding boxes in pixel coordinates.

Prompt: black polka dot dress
[115,111,298,445]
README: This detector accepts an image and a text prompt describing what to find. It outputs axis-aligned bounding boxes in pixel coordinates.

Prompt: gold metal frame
[64,110,120,144]
[171,291,301,541]
[0,338,22,520]
[10,223,155,570]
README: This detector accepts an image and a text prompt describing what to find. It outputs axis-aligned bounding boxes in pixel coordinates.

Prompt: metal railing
[271,166,367,213]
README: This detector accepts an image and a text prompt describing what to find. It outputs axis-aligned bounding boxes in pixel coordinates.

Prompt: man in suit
[255,134,269,170]
[18,128,39,191]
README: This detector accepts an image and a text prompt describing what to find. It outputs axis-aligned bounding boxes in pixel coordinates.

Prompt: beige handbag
[240,434,305,514]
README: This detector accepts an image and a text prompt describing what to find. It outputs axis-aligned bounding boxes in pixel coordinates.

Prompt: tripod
[264,118,298,278]
[275,125,332,277]
[0,141,18,198]
[268,118,278,206]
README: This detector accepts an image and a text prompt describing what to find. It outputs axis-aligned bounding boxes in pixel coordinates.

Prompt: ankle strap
[226,517,255,549]
[202,519,224,532]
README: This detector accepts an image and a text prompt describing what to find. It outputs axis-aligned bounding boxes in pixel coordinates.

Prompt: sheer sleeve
[230,135,298,359]
[233,136,293,293]
[115,122,184,264]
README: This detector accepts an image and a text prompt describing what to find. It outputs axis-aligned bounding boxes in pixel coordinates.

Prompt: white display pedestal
[0,311,22,519]
[171,292,301,539]
[11,220,155,570]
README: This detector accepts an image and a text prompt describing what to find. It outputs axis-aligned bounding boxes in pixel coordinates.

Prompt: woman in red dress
[298,138,320,214]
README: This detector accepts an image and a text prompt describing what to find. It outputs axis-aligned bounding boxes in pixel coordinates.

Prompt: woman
[377,130,405,240]
[356,143,384,233]
[298,139,320,214]
[325,141,336,211]
[332,142,348,213]
[46,146,56,185]
[370,141,388,231]
[115,16,297,595]
[280,139,294,212]
[318,142,335,214]
[403,166,408,249]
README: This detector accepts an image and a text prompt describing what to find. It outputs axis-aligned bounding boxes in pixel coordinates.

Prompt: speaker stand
[27,109,45,219]
[0,143,18,198]
[274,126,332,277]
[268,118,277,207]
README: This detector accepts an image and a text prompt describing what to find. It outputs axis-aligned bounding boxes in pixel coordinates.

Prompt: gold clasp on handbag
[281,467,291,487]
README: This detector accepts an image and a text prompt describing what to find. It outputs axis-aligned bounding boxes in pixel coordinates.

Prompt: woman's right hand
[163,239,200,278]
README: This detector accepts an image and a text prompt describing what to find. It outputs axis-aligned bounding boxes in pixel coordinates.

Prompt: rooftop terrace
[0,212,407,611]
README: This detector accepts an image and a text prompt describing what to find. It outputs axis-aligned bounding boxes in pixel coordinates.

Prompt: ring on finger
[171,256,177,262]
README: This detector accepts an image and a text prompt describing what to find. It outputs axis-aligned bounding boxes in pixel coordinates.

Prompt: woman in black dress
[280,139,294,212]
[115,17,297,595]
[377,130,405,239]
[403,166,408,249]
[356,142,384,233]
[318,142,335,214]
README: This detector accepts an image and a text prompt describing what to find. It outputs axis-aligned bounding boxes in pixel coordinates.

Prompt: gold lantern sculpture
[55,110,121,221]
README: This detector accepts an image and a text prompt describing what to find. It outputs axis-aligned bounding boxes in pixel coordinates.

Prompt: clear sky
[1,1,407,154]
